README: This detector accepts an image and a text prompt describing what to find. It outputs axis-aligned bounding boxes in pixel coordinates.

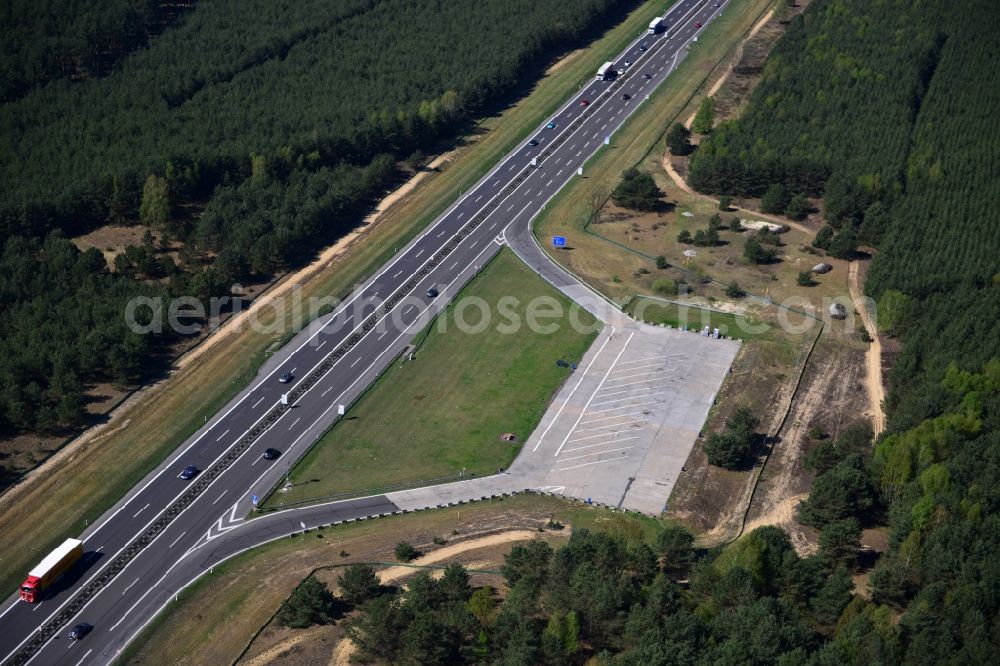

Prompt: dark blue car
[179,465,198,480]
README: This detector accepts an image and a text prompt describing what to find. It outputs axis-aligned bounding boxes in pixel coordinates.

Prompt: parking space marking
[603,369,669,384]
[615,353,683,366]
[572,419,645,435]
[581,399,658,417]
[592,383,671,400]
[558,445,634,462]
[589,389,665,407]
[578,409,651,426]
[555,457,627,473]
[596,377,674,393]
[563,435,641,453]
[607,360,674,374]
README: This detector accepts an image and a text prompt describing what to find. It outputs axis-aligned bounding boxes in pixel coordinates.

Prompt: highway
[0,1,728,663]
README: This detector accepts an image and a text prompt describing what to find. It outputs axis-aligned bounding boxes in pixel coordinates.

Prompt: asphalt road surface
[0,1,729,663]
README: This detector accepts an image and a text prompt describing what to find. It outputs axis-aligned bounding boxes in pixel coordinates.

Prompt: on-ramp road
[0,1,728,663]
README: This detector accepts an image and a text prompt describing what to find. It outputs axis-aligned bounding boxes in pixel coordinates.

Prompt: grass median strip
[267,249,599,507]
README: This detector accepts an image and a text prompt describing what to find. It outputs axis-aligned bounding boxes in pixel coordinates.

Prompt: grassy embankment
[119,494,665,665]
[0,0,672,596]
[268,249,598,507]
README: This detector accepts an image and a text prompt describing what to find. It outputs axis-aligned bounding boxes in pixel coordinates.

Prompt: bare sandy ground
[848,262,886,436]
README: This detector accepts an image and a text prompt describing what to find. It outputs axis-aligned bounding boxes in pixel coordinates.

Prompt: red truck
[19,538,83,603]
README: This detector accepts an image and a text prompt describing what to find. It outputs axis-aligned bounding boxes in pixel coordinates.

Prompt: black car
[263,448,281,460]
[622,93,632,100]
[639,43,648,51]
[69,623,93,640]
[528,139,539,147]
[179,465,198,480]
[278,372,293,384]
[644,73,653,79]
[426,287,439,298]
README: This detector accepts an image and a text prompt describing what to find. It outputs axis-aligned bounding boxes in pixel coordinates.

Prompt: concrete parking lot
[512,319,739,514]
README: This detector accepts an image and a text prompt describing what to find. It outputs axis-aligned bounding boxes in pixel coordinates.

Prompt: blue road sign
[552,236,566,247]
[252,494,259,505]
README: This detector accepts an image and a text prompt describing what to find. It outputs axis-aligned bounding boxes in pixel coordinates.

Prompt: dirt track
[848,262,886,436]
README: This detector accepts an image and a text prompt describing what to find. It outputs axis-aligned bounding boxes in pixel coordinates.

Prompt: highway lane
[0,0,726,662]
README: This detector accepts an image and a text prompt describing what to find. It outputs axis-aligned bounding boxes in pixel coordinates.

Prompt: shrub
[652,278,678,296]
[612,168,662,211]
[828,228,858,259]
[785,193,810,220]
[813,225,834,249]
[757,229,782,246]
[797,270,817,287]
[744,237,778,264]
[705,407,759,469]
[339,564,381,606]
[394,541,418,562]
[666,122,692,155]
[691,96,716,134]
[692,228,719,246]
[277,576,337,628]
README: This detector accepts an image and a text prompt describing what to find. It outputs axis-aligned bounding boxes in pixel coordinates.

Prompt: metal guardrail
[257,472,478,513]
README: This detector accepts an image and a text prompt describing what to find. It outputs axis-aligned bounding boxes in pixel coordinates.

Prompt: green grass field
[268,249,599,506]
[629,297,781,342]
